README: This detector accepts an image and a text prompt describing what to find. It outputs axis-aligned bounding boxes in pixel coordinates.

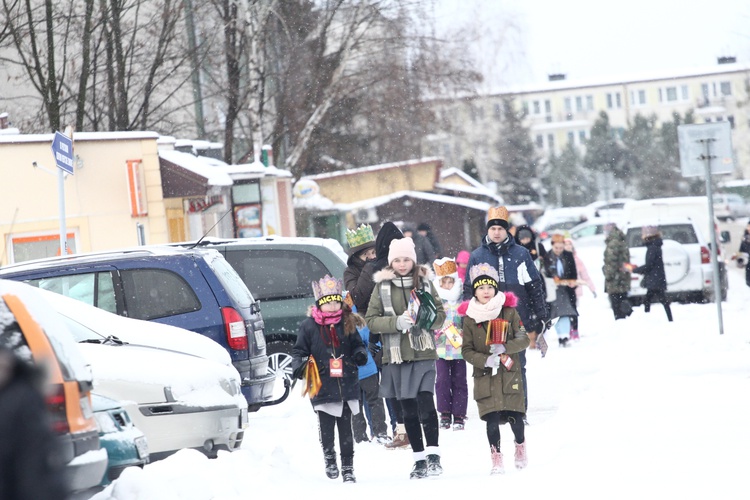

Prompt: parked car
[0,279,108,493]
[0,246,281,411]
[532,207,588,240]
[176,237,348,382]
[59,308,248,460]
[624,217,728,304]
[567,217,610,247]
[713,193,750,221]
[582,198,634,223]
[92,393,149,485]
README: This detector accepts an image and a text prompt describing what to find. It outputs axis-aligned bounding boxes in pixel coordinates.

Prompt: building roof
[0,131,161,144]
[336,190,491,212]
[304,157,443,181]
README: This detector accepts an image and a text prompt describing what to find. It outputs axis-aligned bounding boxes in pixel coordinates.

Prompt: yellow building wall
[0,133,169,264]
[311,159,441,204]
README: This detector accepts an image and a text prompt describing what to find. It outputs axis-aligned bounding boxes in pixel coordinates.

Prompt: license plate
[240,408,248,429]
[254,329,266,350]
[134,436,149,459]
[80,396,93,420]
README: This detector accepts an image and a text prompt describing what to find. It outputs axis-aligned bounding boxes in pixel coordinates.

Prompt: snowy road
[91,245,750,500]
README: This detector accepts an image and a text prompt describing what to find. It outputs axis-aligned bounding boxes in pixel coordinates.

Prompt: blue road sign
[52,131,74,175]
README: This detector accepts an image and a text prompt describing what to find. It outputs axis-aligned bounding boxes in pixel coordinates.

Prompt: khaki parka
[461,305,529,417]
[365,266,446,365]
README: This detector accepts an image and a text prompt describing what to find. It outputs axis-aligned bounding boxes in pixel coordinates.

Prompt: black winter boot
[427,454,443,476]
[410,459,428,479]
[323,452,338,479]
[341,455,356,483]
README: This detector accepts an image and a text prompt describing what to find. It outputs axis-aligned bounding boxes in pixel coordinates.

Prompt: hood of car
[78,343,242,407]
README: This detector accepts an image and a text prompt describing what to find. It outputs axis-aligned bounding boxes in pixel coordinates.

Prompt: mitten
[292,357,308,380]
[395,313,414,332]
[490,344,506,354]
[485,353,501,368]
[353,348,368,366]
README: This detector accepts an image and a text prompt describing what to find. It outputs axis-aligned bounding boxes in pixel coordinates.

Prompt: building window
[728,115,735,128]
[701,83,710,100]
[575,96,583,112]
[564,97,572,113]
[720,81,732,96]
[533,100,541,114]
[579,130,586,143]
[665,87,678,102]
[547,134,555,150]
[568,131,575,144]
[606,93,613,108]
[680,85,689,100]
[536,134,544,148]
[631,89,646,106]
[494,103,502,119]
[586,95,594,110]
[615,92,622,108]
[544,100,551,113]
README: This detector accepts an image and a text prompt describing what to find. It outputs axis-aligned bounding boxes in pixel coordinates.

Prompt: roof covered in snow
[336,190,490,212]
[304,157,442,181]
[159,150,233,187]
[0,131,160,144]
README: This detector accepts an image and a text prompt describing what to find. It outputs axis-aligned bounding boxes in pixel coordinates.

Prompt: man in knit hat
[463,206,549,416]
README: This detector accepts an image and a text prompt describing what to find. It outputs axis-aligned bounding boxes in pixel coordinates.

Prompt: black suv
[0,246,282,411]
[175,237,348,381]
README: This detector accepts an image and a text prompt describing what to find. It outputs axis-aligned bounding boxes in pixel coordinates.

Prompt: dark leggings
[644,289,673,321]
[400,391,439,453]
[317,404,354,458]
[484,410,525,449]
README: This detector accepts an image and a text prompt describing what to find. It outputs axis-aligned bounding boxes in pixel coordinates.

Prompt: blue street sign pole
[51,130,74,256]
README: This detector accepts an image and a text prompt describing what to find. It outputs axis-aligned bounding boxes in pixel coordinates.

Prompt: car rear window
[224,249,330,301]
[203,252,254,309]
[626,224,698,247]
[120,269,201,321]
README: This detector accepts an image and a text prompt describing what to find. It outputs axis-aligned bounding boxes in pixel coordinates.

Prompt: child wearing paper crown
[431,258,468,431]
[291,275,369,484]
[366,237,446,480]
[461,263,530,475]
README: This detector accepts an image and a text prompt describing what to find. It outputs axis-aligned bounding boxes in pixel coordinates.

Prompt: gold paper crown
[550,233,566,244]
[487,206,509,222]
[312,274,343,302]
[345,224,375,249]
[433,258,458,277]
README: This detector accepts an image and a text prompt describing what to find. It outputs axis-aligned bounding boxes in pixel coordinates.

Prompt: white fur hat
[388,237,417,264]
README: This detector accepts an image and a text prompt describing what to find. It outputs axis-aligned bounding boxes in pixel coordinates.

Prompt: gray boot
[324,451,338,479]
[341,455,356,483]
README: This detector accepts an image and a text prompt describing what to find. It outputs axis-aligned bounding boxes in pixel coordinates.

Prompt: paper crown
[312,275,343,305]
[550,233,566,244]
[433,258,458,278]
[469,263,500,290]
[487,206,510,229]
[345,224,376,256]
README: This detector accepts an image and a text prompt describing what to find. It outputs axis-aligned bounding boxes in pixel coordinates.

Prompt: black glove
[292,358,307,380]
[368,342,381,357]
[541,318,553,333]
[353,348,368,366]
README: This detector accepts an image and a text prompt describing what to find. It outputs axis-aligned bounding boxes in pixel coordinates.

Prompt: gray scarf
[381,275,434,364]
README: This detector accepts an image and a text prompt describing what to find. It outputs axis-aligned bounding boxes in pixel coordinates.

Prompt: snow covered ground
[90,245,750,500]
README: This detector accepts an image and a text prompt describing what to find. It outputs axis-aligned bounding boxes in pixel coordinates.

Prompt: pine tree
[462,158,480,181]
[583,111,631,197]
[544,144,593,207]
[494,97,540,204]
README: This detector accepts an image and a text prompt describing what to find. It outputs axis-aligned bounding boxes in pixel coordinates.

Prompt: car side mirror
[720,231,731,244]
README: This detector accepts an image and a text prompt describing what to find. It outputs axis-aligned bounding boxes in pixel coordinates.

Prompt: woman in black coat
[543,234,579,346]
[632,227,673,322]
[291,276,368,483]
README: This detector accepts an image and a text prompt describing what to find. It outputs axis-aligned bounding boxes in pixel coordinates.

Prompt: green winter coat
[603,226,631,294]
[461,306,529,417]
[365,266,446,365]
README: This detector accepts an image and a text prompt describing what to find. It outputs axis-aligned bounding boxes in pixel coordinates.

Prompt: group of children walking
[291,222,531,482]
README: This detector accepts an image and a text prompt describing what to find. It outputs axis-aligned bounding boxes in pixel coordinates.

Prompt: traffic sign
[51,131,74,175]
[678,122,734,178]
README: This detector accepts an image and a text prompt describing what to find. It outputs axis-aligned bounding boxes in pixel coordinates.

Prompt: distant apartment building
[424,58,750,185]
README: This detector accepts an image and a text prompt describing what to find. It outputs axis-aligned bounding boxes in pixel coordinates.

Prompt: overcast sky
[433,0,750,89]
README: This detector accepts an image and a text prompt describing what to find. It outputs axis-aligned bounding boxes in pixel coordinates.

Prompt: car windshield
[58,314,106,343]
[626,224,698,247]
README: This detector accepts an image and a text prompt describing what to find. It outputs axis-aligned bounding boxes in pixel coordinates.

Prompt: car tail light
[46,384,70,434]
[222,307,248,351]
[700,246,710,264]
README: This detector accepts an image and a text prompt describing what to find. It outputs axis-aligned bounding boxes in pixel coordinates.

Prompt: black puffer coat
[634,236,667,291]
[291,314,367,407]
[344,256,375,316]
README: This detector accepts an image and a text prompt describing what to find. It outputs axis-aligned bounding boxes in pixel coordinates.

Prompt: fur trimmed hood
[372,264,434,284]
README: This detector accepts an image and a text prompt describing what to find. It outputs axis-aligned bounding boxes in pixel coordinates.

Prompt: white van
[621,196,717,243]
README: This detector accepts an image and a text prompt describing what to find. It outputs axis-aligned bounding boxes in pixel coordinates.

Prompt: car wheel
[266,341,294,382]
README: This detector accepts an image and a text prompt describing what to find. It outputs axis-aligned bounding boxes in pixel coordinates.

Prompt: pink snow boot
[514,441,528,469]
[490,446,504,475]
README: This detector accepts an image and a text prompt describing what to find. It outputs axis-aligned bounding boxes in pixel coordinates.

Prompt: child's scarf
[466,293,506,323]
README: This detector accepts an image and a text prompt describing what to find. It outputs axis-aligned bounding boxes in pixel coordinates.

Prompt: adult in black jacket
[0,346,67,500]
[291,276,368,483]
[632,226,673,322]
[515,224,547,266]
[737,223,750,287]
[343,224,377,316]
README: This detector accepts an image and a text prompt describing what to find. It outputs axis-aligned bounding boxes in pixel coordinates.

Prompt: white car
[49,295,248,460]
[713,193,750,221]
[624,217,727,304]
[582,198,634,223]
[568,217,610,247]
